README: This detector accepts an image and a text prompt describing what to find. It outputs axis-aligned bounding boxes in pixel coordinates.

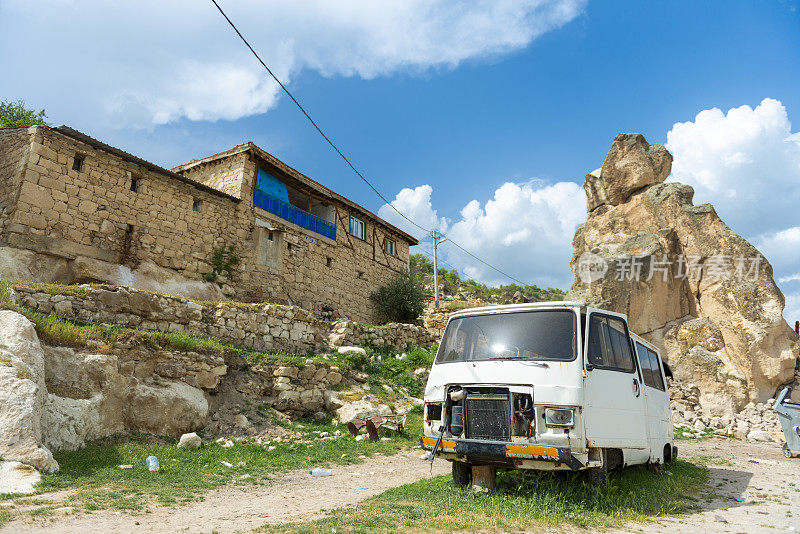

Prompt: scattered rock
[337,346,367,356]
[177,432,202,449]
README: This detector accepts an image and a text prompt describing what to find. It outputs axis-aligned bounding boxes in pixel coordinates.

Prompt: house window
[384,238,396,255]
[72,154,84,172]
[130,177,140,193]
[349,215,366,240]
[268,232,274,241]
[326,257,332,268]
[192,199,202,212]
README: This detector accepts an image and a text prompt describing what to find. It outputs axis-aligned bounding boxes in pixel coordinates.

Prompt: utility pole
[431,230,447,309]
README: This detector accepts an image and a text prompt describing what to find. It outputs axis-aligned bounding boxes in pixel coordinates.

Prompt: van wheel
[663,444,673,463]
[586,449,609,488]
[452,461,472,488]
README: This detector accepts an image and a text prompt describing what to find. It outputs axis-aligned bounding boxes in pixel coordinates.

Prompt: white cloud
[666,98,800,237]
[667,99,800,324]
[756,226,800,324]
[378,185,448,241]
[381,180,584,288]
[0,0,584,128]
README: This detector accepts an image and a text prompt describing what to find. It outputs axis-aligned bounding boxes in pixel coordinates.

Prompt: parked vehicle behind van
[420,302,675,486]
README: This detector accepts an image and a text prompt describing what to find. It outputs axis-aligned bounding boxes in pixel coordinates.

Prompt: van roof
[447,301,587,319]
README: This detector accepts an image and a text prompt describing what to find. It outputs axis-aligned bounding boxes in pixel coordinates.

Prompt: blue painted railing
[253,189,337,241]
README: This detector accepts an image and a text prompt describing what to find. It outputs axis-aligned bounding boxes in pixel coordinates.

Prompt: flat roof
[51,126,241,203]
[173,142,419,245]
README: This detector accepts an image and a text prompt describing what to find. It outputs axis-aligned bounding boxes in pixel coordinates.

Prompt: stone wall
[0,126,413,322]
[12,284,435,354]
[0,128,31,235]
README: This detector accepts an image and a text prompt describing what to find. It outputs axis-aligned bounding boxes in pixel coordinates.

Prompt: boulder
[0,461,41,495]
[0,311,58,472]
[568,133,799,413]
[40,347,127,450]
[124,380,208,437]
[177,432,202,449]
[335,399,392,424]
[746,430,773,443]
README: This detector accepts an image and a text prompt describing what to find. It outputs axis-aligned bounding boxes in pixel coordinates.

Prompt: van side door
[634,341,671,462]
[582,310,648,450]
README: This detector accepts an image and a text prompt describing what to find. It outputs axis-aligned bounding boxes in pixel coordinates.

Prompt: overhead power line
[209,0,532,287]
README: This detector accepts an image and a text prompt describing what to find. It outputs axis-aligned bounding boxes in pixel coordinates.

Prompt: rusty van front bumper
[420,435,584,471]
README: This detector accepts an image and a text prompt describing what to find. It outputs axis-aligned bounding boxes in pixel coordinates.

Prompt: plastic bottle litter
[309,468,332,477]
[146,456,160,472]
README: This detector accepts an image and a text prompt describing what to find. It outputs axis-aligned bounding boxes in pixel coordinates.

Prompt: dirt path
[3,439,798,533]
[615,439,800,534]
[2,450,449,534]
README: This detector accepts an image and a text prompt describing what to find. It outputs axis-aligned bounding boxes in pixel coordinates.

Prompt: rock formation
[0,310,59,472]
[568,133,799,415]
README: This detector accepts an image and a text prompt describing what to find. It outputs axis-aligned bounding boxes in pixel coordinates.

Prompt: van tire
[586,449,609,488]
[451,461,472,488]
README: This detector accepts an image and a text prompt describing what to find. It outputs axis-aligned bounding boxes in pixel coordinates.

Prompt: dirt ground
[2,439,798,534]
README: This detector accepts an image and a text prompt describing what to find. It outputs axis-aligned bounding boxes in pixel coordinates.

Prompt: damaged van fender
[420,301,675,486]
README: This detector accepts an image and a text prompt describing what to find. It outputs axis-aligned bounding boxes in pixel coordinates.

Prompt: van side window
[636,343,666,391]
[606,317,635,371]
[636,343,656,387]
[587,316,611,367]
[587,315,635,372]
[648,349,666,391]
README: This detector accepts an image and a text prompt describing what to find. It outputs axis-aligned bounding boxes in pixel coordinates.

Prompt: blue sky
[1,0,799,320]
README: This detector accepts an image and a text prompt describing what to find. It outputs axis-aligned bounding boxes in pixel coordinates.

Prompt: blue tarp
[256,168,289,202]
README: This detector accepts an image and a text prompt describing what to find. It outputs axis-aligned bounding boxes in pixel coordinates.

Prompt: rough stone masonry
[0,125,418,323]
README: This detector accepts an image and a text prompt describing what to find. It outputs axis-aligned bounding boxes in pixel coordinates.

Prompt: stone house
[0,125,417,322]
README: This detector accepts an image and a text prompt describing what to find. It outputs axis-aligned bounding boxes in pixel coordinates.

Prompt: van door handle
[632,378,641,398]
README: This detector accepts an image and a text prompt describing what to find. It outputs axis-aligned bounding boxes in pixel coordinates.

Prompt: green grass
[3,411,423,516]
[261,459,708,533]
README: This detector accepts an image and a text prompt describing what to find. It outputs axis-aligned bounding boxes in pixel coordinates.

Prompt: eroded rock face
[569,133,799,414]
[0,311,59,472]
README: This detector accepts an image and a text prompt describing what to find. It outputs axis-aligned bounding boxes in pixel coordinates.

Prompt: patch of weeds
[674,425,715,441]
[690,455,734,467]
[0,509,10,528]
[261,459,708,533]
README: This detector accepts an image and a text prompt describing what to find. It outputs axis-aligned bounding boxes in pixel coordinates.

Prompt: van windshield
[435,310,577,364]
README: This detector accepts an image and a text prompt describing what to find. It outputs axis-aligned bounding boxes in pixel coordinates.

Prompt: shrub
[369,271,426,324]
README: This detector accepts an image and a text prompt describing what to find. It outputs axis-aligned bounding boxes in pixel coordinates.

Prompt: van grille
[465,391,511,441]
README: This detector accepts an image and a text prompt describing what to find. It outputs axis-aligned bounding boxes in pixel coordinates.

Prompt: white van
[420,302,675,486]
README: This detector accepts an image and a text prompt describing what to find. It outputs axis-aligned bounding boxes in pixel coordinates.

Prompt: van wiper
[497,356,550,368]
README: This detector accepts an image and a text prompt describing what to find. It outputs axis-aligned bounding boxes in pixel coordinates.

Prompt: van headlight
[544,407,574,427]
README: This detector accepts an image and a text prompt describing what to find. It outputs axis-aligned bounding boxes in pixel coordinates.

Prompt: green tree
[0,99,49,128]
[369,270,427,324]
[409,253,433,275]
